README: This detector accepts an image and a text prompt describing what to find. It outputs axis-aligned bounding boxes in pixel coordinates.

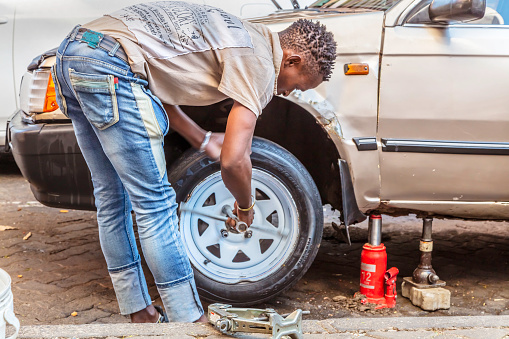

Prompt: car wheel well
[163,98,342,211]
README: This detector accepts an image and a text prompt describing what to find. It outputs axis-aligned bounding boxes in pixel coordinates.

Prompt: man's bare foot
[130,305,159,323]
[194,314,208,323]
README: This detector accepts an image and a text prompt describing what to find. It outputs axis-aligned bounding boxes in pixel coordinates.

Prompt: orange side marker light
[344,63,369,75]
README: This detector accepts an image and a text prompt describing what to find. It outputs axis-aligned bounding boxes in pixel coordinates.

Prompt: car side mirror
[429,0,486,22]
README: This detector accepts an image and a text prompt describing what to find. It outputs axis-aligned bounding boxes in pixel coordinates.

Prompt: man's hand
[226,201,254,228]
[203,133,224,161]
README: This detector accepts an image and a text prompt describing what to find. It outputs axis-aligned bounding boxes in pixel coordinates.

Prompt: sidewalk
[14,315,509,338]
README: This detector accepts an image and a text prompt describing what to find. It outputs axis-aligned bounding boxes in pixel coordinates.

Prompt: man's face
[276,55,323,96]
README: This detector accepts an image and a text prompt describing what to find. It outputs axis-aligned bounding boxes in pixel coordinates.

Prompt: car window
[464,0,508,25]
[309,0,402,11]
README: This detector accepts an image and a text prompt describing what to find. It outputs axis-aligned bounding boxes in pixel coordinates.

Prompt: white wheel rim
[179,169,299,284]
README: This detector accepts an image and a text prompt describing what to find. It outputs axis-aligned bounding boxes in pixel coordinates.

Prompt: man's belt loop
[109,42,121,57]
[69,25,81,41]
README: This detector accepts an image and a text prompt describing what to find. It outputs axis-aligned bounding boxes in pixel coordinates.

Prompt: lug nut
[245,230,253,238]
[220,229,228,238]
[238,223,248,232]
[428,273,440,284]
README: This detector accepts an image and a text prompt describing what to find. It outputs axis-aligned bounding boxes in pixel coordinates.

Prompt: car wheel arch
[177,97,344,214]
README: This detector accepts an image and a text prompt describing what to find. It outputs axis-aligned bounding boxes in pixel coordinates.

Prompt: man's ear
[285,54,302,67]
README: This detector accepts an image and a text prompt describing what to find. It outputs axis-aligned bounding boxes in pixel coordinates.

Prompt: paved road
[1,155,509,328]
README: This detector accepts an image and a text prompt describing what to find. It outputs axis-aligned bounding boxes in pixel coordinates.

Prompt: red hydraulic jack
[356,214,399,309]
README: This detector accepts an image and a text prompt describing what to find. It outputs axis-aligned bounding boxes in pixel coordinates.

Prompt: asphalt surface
[1,154,509,336]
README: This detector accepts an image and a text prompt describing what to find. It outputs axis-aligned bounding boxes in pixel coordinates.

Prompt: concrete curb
[14,315,509,338]
[323,315,509,332]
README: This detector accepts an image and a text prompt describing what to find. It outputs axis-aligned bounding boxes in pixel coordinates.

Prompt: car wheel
[168,137,323,305]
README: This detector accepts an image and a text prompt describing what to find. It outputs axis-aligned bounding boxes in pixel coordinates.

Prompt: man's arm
[163,104,223,160]
[164,101,256,225]
[221,101,257,226]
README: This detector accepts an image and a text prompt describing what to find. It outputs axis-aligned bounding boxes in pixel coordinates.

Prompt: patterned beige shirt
[84,1,283,117]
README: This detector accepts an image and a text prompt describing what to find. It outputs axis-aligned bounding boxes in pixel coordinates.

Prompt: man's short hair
[279,19,337,81]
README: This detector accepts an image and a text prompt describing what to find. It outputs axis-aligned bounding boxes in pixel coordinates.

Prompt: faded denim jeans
[52,25,203,322]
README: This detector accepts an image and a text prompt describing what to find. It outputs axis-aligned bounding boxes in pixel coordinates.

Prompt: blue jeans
[52,26,203,321]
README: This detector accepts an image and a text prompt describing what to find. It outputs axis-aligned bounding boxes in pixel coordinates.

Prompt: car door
[0,0,16,150]
[377,0,509,205]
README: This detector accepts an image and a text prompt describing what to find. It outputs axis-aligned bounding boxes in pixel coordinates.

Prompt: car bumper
[8,110,95,210]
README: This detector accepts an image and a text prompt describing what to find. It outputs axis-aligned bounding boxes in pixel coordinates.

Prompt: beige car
[8,0,507,305]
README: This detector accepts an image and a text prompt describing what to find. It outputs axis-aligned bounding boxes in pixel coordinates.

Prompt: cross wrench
[179,204,228,222]
[221,204,248,233]
[179,203,250,235]
[179,203,284,237]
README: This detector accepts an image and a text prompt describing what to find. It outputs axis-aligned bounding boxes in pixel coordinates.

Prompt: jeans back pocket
[69,69,119,130]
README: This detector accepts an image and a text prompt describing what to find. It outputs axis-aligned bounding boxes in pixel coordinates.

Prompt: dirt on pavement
[1,155,508,326]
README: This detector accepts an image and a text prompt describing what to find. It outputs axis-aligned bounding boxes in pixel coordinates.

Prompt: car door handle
[0,17,8,24]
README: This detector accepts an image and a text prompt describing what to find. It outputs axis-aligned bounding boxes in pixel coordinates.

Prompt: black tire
[168,137,323,305]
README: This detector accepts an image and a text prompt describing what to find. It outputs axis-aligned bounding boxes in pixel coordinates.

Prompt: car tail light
[28,69,59,113]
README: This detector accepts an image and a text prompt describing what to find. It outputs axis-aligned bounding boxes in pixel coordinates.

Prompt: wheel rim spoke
[220,243,240,263]
[249,222,282,237]
[241,237,264,260]
[255,200,279,223]
[196,220,219,244]
[204,183,232,205]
